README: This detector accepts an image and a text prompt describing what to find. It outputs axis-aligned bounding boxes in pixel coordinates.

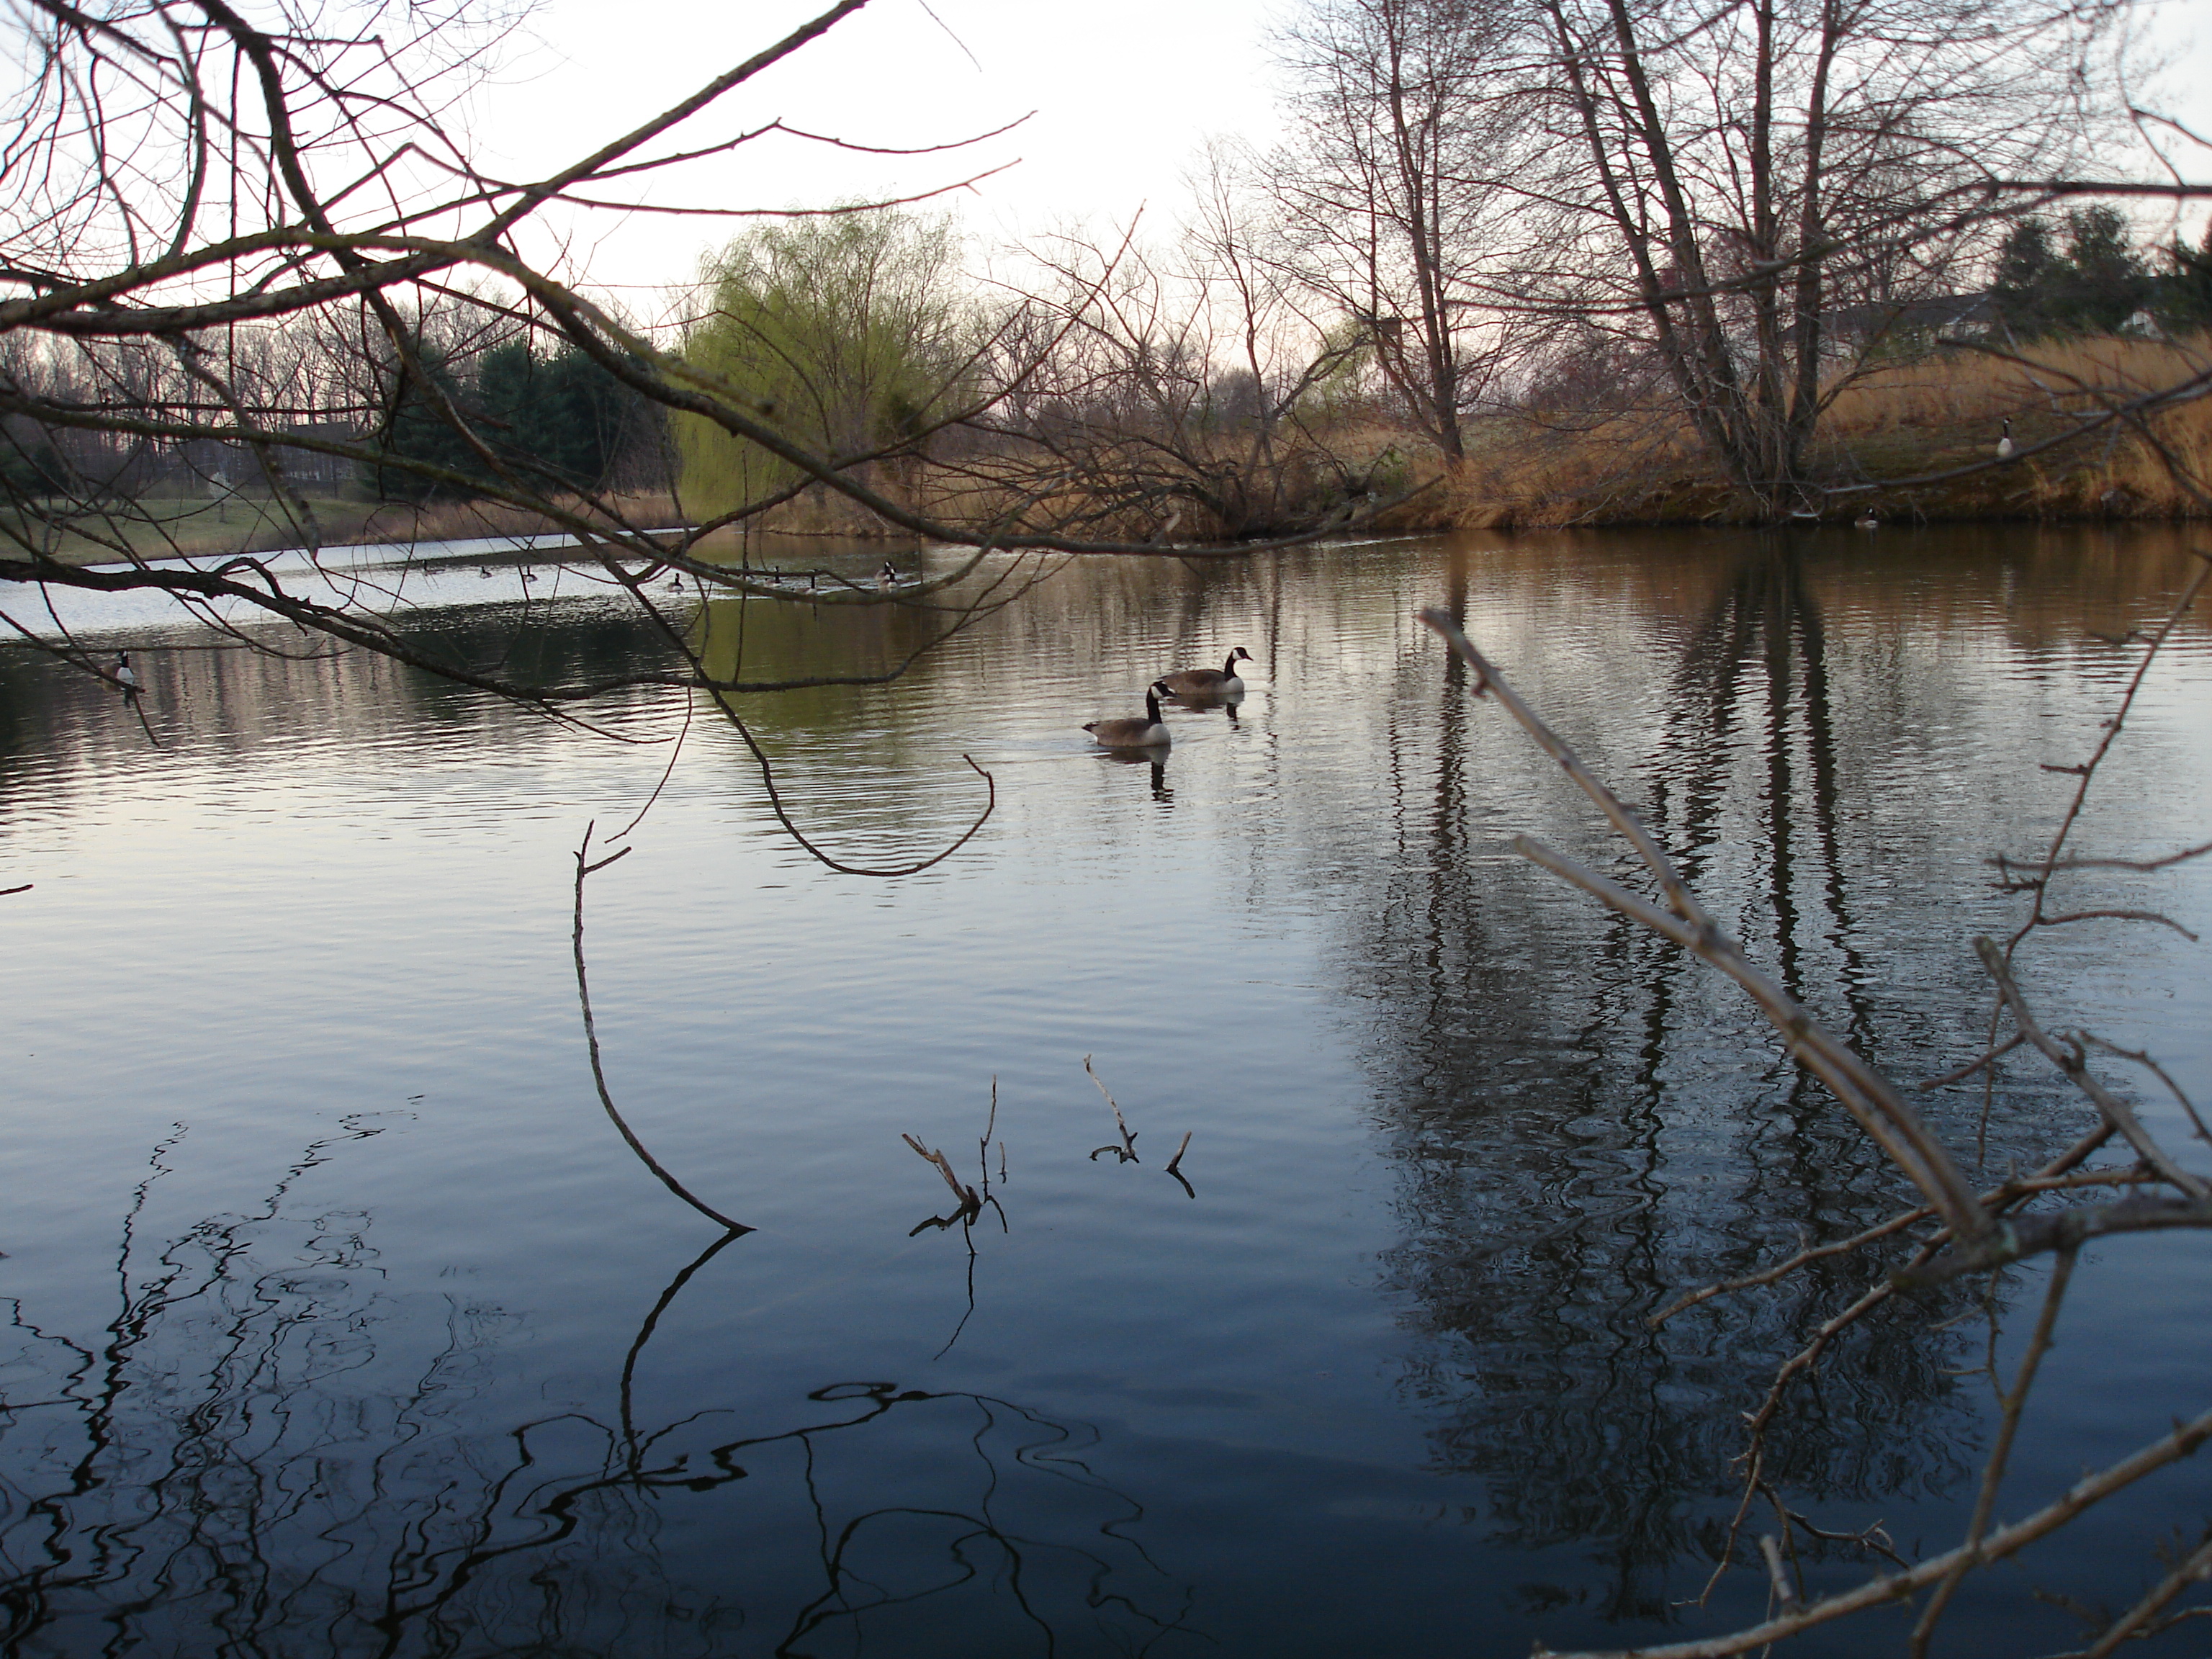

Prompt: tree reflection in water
[0,1131,1192,1657]
[1358,548,2049,1621]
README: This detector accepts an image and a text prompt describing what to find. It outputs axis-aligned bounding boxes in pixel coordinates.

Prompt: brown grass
[1442,333,2212,529]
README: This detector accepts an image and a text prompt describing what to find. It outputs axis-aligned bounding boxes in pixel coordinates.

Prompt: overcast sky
[464,0,2211,308]
[467,0,1285,302]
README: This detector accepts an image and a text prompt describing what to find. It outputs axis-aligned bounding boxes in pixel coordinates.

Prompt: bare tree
[1484,0,2133,514]
[948,214,1393,543]
[1267,0,1518,461]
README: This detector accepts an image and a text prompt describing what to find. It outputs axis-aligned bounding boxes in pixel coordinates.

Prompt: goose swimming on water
[114,652,139,693]
[1996,418,2016,462]
[1156,647,1251,698]
[1084,688,1172,750]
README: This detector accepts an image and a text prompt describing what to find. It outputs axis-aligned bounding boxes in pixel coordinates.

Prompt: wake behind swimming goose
[1084,688,1172,750]
[1156,647,1251,698]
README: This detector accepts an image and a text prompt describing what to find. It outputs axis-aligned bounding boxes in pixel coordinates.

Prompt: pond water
[1,525,2208,1658]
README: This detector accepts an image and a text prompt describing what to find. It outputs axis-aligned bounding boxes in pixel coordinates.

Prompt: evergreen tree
[2161,223,2212,331]
[368,339,642,500]
[367,349,482,500]
[2046,206,2150,334]
[0,431,68,498]
[1990,210,2154,339]
[1990,216,2057,337]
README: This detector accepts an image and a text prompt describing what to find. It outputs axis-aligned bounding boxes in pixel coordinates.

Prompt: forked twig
[1972,938,2210,1202]
[1164,1129,1195,1198]
[1165,1130,1192,1175]
[2080,1034,2212,1148]
[1084,1054,1140,1163]
[1910,1246,2080,1653]
[2071,1532,2212,1659]
[902,1133,981,1219]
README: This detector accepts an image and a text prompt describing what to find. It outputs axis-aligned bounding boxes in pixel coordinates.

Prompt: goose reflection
[1154,675,1246,711]
[1157,680,1244,727]
[1097,745,1173,802]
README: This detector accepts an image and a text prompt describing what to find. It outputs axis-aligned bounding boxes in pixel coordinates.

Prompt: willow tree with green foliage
[677,214,980,523]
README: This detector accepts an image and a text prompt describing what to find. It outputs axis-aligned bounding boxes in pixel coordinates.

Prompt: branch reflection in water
[1357,547,2068,1619]
[0,1130,1195,1656]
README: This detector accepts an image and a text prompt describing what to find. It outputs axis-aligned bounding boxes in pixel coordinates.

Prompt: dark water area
[1,526,2207,1658]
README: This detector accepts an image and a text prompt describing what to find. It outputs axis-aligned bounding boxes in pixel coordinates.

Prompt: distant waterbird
[877,560,899,590]
[113,652,139,693]
[1855,510,1879,530]
[1156,647,1252,698]
[1996,418,2016,462]
[1084,688,1172,750]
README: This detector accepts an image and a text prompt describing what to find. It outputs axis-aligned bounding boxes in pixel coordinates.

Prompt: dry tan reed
[1442,333,2212,528]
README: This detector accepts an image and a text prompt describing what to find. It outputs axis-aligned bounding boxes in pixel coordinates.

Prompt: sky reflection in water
[0,526,2208,1657]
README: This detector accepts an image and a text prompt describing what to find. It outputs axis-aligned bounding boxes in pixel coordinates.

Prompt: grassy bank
[22,336,2204,570]
[1445,335,2212,529]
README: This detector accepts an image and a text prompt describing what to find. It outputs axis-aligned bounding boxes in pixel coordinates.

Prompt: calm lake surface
[2,526,2208,1658]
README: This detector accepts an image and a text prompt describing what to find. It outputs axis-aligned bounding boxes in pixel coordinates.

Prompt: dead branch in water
[1417,606,1987,1242]
[1083,1055,1141,1164]
[902,1132,982,1225]
[571,824,750,1233]
[1417,562,2212,1658]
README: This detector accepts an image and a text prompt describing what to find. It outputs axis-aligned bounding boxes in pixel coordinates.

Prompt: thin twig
[1083,1054,1139,1163]
[1910,1246,2078,1654]
[1917,1032,2026,1089]
[2036,907,2199,940]
[1973,938,2209,1202]
[2080,1034,2212,1148]
[1650,1206,1930,1326]
[1165,1130,1192,1175]
[572,824,750,1233]
[2002,557,2211,960]
[1537,1406,2212,1659]
[902,1133,981,1213]
[2077,1532,2212,1659]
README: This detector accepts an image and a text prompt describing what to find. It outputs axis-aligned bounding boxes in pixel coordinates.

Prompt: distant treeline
[656,0,2212,534]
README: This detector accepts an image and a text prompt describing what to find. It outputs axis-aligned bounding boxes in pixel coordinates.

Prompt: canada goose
[1156,647,1252,698]
[1084,688,1172,749]
[114,652,139,693]
[877,561,899,590]
[521,570,539,583]
[1996,418,2015,462]
[1854,510,1879,530]
[479,566,494,578]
